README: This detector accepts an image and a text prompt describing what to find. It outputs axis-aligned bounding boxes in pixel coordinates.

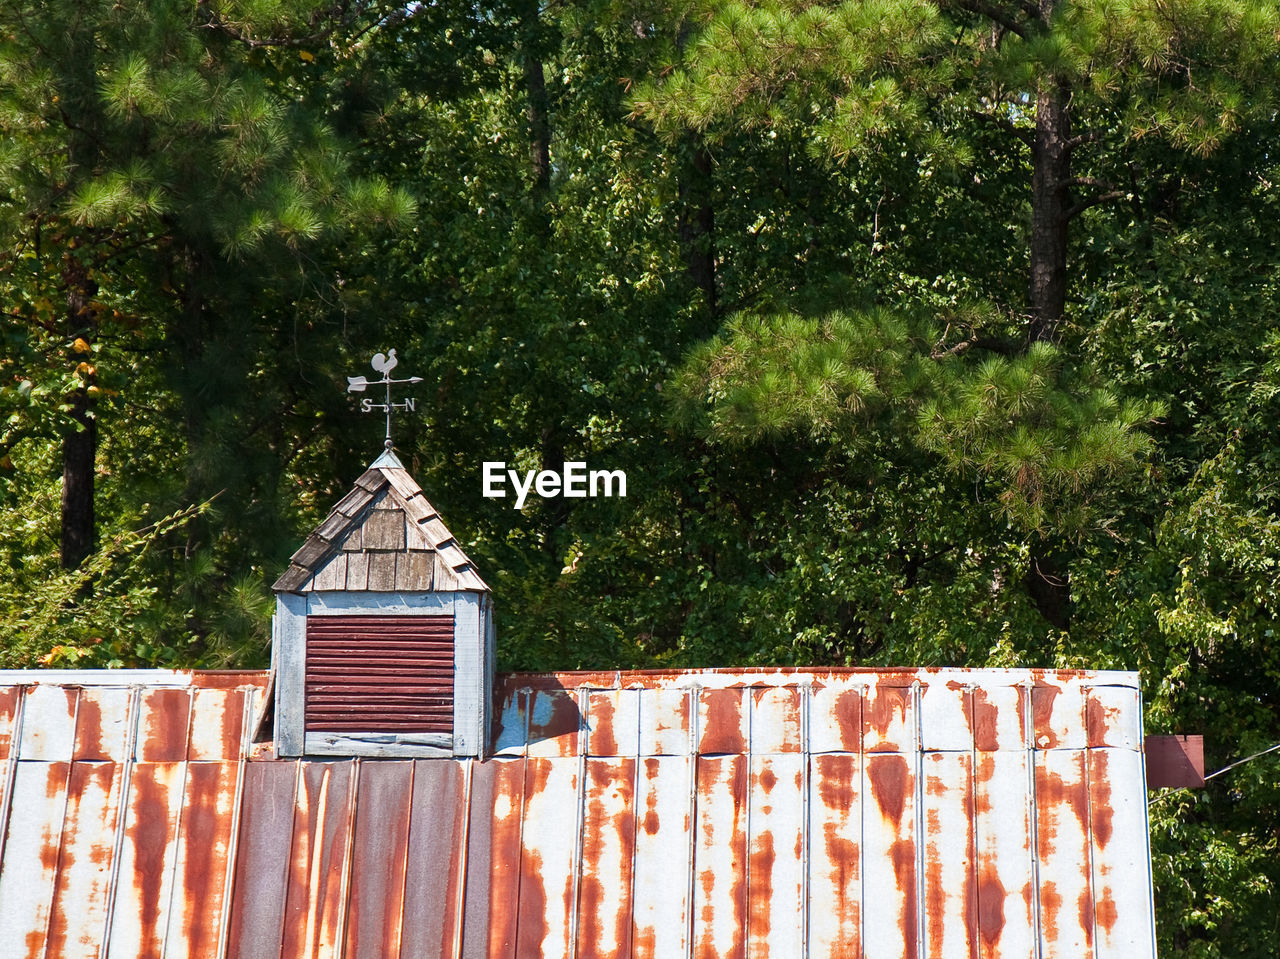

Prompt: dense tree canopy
[3,0,1280,952]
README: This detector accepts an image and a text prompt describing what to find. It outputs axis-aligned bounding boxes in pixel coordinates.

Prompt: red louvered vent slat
[305,615,454,733]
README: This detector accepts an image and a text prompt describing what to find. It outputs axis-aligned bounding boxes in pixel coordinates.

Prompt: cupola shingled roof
[272,449,488,594]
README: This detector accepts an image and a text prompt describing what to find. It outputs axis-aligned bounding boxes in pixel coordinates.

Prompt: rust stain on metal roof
[1079,886,1096,950]
[1096,891,1119,936]
[141,688,191,762]
[865,684,908,741]
[1091,749,1115,849]
[589,692,619,757]
[868,753,909,828]
[972,687,1000,752]
[699,688,746,755]
[978,864,1007,947]
[1032,683,1062,749]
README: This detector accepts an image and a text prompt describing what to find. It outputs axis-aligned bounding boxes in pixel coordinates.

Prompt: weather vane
[346,349,423,450]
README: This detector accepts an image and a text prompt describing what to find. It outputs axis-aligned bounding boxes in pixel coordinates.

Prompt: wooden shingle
[272,450,488,594]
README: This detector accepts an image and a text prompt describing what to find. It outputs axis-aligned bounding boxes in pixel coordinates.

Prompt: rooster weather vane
[346,349,423,450]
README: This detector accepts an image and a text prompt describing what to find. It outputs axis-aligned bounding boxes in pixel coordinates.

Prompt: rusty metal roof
[274,451,488,594]
[0,667,1155,958]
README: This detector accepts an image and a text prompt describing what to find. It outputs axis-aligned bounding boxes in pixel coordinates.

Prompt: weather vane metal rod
[346,349,423,450]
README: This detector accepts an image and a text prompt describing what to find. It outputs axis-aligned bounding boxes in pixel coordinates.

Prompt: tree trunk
[677,137,717,328]
[1024,2,1075,626]
[1028,78,1071,344]
[520,4,551,196]
[60,263,98,570]
[1025,543,1071,631]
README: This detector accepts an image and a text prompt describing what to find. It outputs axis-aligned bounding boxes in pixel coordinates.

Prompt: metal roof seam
[394,758,418,959]
[1083,737,1102,959]
[744,688,754,959]
[685,684,699,959]
[451,759,472,959]
[1024,679,1045,959]
[799,683,812,959]
[159,688,201,958]
[626,751,641,959]
[568,686,589,959]
[38,689,77,959]
[511,754,530,959]
[99,684,142,959]
[336,756,359,957]
[216,689,253,959]
[857,682,867,959]
[911,681,927,959]
[966,683,982,959]
[0,685,26,895]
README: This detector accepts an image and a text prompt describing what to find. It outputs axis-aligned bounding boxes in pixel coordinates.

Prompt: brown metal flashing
[1145,735,1205,789]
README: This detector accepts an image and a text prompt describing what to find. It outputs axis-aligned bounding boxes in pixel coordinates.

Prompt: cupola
[270,449,492,758]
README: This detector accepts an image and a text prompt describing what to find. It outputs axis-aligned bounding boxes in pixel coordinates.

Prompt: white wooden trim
[274,593,307,756]
[484,596,496,757]
[303,732,454,758]
[0,669,205,686]
[304,591,461,615]
[453,592,483,757]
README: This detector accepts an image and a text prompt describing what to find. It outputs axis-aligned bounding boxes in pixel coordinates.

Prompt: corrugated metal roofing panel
[631,756,692,959]
[345,761,414,958]
[809,752,862,957]
[72,686,133,762]
[636,686,690,756]
[922,749,977,959]
[747,753,805,957]
[1089,747,1157,953]
[750,685,803,754]
[0,759,71,955]
[578,756,636,959]
[401,760,467,958]
[280,759,354,958]
[0,667,1157,959]
[227,759,296,959]
[974,748,1036,958]
[692,754,748,959]
[19,685,78,761]
[45,760,124,959]
[1035,747,1094,956]
[863,750,919,959]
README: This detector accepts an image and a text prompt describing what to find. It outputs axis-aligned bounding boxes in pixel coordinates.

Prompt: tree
[0,0,413,660]
[631,0,1279,624]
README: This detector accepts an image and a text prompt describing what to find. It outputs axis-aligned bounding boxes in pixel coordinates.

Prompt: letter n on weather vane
[346,349,423,451]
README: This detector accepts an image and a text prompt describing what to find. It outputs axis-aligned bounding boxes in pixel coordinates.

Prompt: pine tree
[0,0,414,570]
[634,0,1279,625]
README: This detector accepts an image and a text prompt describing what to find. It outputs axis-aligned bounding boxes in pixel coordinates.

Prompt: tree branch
[949,0,1030,39]
[1065,191,1126,220]
[1064,129,1105,152]
[930,335,1018,359]
[1063,176,1118,192]
[195,0,399,50]
[967,108,1034,146]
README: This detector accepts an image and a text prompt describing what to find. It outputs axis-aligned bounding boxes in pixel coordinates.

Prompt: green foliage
[2,0,1280,951]
[672,306,1163,537]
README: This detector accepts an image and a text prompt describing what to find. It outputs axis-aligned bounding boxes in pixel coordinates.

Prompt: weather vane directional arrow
[346,349,423,450]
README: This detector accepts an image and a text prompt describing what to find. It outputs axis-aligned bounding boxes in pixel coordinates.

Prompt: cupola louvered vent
[304,615,454,733]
